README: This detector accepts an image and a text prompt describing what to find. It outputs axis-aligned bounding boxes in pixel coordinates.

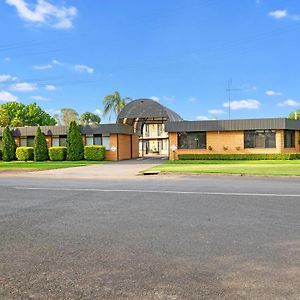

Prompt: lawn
[0,160,108,171]
[149,160,300,176]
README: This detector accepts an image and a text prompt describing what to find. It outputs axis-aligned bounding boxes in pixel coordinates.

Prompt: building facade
[1,99,300,160]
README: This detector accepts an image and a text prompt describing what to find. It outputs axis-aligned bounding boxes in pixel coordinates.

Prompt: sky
[0,0,300,123]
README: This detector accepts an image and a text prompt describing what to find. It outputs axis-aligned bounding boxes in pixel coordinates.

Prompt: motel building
[1,98,300,160]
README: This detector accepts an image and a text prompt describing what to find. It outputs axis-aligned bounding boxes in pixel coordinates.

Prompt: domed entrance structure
[117,98,183,156]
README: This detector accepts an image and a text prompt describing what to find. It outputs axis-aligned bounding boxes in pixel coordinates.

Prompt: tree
[0,102,56,126]
[61,108,78,125]
[0,107,10,127]
[34,127,48,161]
[103,91,132,120]
[23,103,56,126]
[288,110,300,120]
[80,112,101,125]
[2,126,16,161]
[67,121,84,161]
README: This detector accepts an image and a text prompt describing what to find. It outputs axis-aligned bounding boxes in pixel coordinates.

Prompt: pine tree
[67,121,84,161]
[2,126,16,161]
[34,127,48,161]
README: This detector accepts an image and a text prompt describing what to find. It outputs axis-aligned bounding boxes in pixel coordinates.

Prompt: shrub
[2,126,16,161]
[16,147,34,161]
[34,127,48,161]
[84,145,106,161]
[67,121,84,161]
[49,146,67,161]
[0,149,2,160]
[178,153,300,161]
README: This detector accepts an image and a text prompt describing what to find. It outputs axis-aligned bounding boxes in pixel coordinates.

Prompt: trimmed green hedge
[84,145,106,161]
[16,147,34,161]
[49,146,67,161]
[178,153,300,161]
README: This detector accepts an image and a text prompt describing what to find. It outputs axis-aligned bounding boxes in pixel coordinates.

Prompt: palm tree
[103,91,132,120]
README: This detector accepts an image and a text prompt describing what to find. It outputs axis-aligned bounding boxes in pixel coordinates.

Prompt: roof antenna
[225,79,240,120]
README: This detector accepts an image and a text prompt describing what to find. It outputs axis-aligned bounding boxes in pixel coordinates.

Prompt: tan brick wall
[131,135,139,158]
[169,130,299,160]
[45,136,52,148]
[105,134,118,161]
[15,137,20,147]
[118,134,132,160]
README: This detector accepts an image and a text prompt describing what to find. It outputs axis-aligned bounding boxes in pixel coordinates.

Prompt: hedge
[0,149,2,160]
[84,145,106,161]
[16,147,34,161]
[178,153,300,161]
[49,146,67,161]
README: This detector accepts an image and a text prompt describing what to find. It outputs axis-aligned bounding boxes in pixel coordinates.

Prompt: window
[102,135,110,149]
[178,132,206,149]
[86,135,94,145]
[59,135,67,147]
[27,136,35,147]
[52,137,59,147]
[93,134,102,145]
[244,130,276,148]
[284,130,295,148]
[20,137,27,147]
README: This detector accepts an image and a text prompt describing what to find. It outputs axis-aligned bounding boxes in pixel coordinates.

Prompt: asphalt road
[0,175,299,299]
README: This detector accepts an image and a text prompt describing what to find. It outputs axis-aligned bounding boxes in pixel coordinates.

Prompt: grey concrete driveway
[3,157,165,180]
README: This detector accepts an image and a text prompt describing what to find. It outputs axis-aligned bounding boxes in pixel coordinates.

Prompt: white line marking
[13,187,300,197]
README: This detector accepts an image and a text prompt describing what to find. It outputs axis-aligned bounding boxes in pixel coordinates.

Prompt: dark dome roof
[117,98,183,123]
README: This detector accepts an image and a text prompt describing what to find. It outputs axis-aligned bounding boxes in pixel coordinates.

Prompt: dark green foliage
[2,126,16,161]
[34,127,48,161]
[80,112,101,125]
[0,102,56,126]
[0,149,2,160]
[84,145,106,161]
[178,153,300,161]
[48,146,67,161]
[16,147,34,161]
[67,121,84,161]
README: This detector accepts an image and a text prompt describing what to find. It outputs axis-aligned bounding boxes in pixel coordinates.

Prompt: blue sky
[0,0,299,123]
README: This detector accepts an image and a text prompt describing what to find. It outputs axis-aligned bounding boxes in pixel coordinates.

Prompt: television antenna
[225,79,240,120]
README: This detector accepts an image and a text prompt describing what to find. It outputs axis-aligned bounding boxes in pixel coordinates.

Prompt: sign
[110,145,117,152]
[171,144,177,152]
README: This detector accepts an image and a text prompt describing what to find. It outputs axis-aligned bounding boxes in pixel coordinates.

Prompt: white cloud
[163,95,175,102]
[94,109,102,116]
[269,10,288,19]
[31,95,48,101]
[51,59,61,65]
[74,64,94,74]
[6,0,77,29]
[188,97,197,103]
[265,90,282,96]
[223,99,260,110]
[45,84,56,91]
[269,9,300,21]
[0,74,13,82]
[150,96,160,102]
[0,90,19,102]
[3,57,11,63]
[33,64,52,70]
[278,99,300,107]
[9,82,37,92]
[208,109,225,115]
[196,116,209,121]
